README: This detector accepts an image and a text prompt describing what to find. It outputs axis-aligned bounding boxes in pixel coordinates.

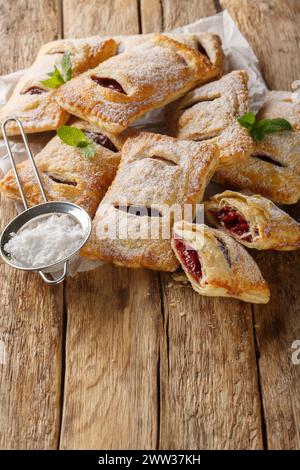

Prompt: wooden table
[0,0,299,450]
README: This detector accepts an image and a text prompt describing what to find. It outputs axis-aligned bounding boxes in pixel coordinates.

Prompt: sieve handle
[38,261,68,285]
[1,118,48,210]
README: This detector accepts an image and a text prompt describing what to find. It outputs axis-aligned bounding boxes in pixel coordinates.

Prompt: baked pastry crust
[172,221,270,303]
[55,35,220,134]
[0,120,122,217]
[214,91,300,204]
[0,37,117,136]
[81,132,219,270]
[115,32,224,71]
[256,91,300,130]
[205,190,300,250]
[167,70,252,165]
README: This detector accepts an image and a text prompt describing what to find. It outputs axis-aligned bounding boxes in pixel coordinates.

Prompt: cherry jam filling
[211,206,252,242]
[91,76,126,94]
[85,131,117,152]
[174,238,202,282]
[22,86,47,95]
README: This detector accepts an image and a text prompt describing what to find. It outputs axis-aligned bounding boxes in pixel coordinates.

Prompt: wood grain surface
[142,0,264,450]
[60,0,161,450]
[221,0,300,450]
[0,0,63,450]
[0,0,299,450]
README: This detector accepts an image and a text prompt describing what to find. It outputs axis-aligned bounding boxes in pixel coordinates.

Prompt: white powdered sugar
[4,214,85,268]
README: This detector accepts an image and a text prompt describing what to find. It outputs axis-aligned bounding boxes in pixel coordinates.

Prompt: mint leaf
[256,118,292,134]
[57,125,87,146]
[77,140,90,148]
[57,126,96,158]
[41,53,72,89]
[41,66,65,88]
[237,112,256,130]
[81,143,96,159]
[237,112,292,141]
[61,52,72,82]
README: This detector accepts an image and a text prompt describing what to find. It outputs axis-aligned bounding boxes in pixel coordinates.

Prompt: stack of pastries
[0,32,299,304]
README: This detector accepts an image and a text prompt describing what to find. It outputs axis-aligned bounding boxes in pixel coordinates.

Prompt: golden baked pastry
[55,35,220,134]
[0,37,117,136]
[256,91,300,129]
[214,91,300,204]
[167,70,252,165]
[172,221,270,303]
[82,132,219,270]
[116,32,224,70]
[205,190,300,250]
[0,120,122,217]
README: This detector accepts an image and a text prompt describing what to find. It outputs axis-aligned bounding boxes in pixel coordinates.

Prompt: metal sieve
[0,118,92,284]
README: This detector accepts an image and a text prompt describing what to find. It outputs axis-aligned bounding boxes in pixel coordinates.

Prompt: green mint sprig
[237,112,292,141]
[57,126,96,158]
[41,52,72,89]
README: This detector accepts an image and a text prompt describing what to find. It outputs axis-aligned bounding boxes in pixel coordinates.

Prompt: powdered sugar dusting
[169,70,252,164]
[56,35,216,132]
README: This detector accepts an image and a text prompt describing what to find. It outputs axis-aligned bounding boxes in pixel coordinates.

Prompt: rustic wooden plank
[0,0,61,74]
[140,0,163,33]
[61,268,161,449]
[141,0,217,32]
[221,0,300,449]
[0,0,63,449]
[141,0,264,449]
[63,0,139,37]
[60,0,161,449]
[221,0,300,90]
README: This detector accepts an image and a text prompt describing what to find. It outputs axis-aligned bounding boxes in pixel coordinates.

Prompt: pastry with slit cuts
[0,37,117,136]
[81,132,219,270]
[168,70,252,165]
[55,35,220,134]
[214,91,300,204]
[116,32,224,71]
[0,120,122,217]
[205,190,300,250]
[172,221,270,303]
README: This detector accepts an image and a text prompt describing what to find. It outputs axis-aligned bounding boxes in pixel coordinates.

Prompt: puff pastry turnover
[0,120,122,217]
[168,70,252,165]
[55,35,220,134]
[172,221,270,304]
[205,190,300,250]
[214,91,300,204]
[81,132,219,271]
[116,32,224,71]
[0,37,117,136]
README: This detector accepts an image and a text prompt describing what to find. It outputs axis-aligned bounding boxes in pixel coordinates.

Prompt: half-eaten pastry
[0,37,117,136]
[0,120,122,217]
[205,190,300,250]
[81,132,219,270]
[214,91,300,204]
[55,35,220,134]
[172,221,270,303]
[167,70,252,165]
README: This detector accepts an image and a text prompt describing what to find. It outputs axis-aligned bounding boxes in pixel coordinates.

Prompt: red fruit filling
[91,76,126,94]
[174,238,202,282]
[84,131,117,152]
[211,206,252,241]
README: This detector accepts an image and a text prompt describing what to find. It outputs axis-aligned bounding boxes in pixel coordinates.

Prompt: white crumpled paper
[0,10,269,276]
